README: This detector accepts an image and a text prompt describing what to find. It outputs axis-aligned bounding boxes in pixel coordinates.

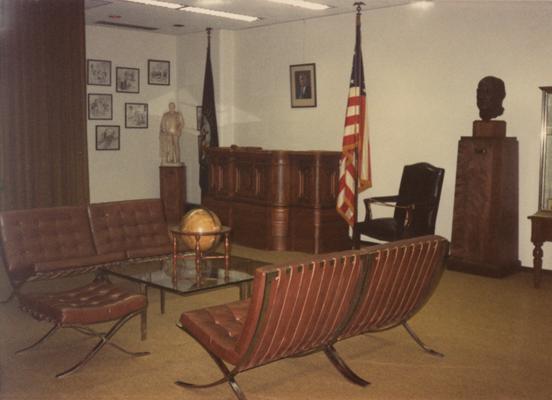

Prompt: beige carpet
[1,245,551,399]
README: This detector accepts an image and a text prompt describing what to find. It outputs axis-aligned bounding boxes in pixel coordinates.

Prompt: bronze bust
[477,76,506,121]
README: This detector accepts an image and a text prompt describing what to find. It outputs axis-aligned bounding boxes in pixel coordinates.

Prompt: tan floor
[1,245,551,400]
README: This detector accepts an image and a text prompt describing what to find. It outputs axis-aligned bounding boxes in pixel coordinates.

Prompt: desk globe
[179,208,222,252]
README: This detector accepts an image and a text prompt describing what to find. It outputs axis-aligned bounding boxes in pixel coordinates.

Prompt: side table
[169,226,232,279]
[528,211,552,288]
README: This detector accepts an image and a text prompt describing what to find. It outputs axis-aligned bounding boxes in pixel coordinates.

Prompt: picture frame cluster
[87,59,170,150]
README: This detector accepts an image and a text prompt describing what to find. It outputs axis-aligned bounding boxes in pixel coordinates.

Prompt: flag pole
[353,1,364,227]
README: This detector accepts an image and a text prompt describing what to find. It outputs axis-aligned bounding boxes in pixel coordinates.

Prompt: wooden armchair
[352,162,444,248]
[175,235,449,399]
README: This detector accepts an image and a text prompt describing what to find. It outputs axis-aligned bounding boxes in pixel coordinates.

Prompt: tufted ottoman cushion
[18,280,147,326]
[179,299,250,365]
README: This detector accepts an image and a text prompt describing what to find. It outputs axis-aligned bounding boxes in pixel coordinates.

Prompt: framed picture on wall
[116,67,140,93]
[148,59,170,85]
[87,59,111,86]
[88,93,112,120]
[125,103,148,128]
[95,125,120,150]
[289,63,317,108]
[196,106,202,130]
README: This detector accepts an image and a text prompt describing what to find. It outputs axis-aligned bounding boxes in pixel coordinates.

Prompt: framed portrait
[87,59,111,86]
[116,67,140,93]
[196,106,202,130]
[88,93,112,120]
[95,125,120,151]
[148,59,170,85]
[125,103,148,128]
[290,63,317,108]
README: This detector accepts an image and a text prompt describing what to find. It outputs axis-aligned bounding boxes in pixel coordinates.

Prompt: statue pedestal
[160,165,186,224]
[473,120,506,138]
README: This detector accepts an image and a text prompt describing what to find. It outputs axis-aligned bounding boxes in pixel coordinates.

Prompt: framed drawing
[88,93,112,120]
[116,67,140,93]
[196,106,202,130]
[289,63,317,108]
[125,103,148,128]
[95,125,120,150]
[87,59,111,86]
[148,59,170,85]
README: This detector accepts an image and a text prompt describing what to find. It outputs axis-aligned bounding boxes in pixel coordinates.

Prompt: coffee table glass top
[105,255,264,295]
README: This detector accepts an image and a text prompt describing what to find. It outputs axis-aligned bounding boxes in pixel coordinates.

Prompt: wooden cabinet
[160,165,186,224]
[202,147,350,253]
[448,137,520,277]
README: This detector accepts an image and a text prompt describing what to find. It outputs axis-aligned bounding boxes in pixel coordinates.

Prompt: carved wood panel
[202,147,350,253]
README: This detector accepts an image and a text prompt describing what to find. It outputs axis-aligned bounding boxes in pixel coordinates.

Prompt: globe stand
[169,226,232,283]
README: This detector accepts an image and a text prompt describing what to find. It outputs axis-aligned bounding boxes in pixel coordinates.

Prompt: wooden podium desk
[202,147,351,254]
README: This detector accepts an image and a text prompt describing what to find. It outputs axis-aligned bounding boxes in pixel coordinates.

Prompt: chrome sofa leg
[175,325,247,400]
[324,344,370,387]
[56,310,149,379]
[402,321,444,357]
[16,325,60,354]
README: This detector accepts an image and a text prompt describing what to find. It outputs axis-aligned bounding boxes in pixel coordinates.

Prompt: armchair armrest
[363,195,414,228]
[366,195,399,203]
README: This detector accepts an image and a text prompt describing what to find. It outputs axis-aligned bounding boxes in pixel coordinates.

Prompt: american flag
[336,10,372,227]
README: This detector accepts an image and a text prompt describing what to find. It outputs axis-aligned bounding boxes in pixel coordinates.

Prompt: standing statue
[476,76,506,121]
[160,102,185,165]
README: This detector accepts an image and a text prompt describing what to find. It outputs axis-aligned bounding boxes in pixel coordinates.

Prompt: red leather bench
[175,235,449,399]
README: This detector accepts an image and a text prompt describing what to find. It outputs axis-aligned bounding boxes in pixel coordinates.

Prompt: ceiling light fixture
[180,6,259,22]
[122,0,182,9]
[411,0,434,9]
[267,0,330,10]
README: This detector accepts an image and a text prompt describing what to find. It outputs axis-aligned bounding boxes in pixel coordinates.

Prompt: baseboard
[447,257,521,278]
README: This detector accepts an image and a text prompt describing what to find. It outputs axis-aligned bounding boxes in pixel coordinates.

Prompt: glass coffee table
[104,255,265,339]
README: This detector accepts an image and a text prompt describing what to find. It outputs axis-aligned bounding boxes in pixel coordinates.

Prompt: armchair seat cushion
[179,299,250,365]
[357,218,401,242]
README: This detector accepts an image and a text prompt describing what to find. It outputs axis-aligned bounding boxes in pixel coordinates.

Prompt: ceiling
[84,0,542,36]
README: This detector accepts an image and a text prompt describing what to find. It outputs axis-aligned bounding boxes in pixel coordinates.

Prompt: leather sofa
[176,235,449,400]
[0,198,171,299]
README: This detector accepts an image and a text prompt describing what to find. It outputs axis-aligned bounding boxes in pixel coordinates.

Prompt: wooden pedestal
[160,165,186,224]
[448,136,520,277]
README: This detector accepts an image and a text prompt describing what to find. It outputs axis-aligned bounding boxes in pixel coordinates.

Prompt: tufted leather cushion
[0,206,100,284]
[88,199,171,258]
[179,299,250,365]
[33,252,126,274]
[18,280,147,325]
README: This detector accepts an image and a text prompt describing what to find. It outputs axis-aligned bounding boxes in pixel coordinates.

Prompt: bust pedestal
[448,122,520,277]
[160,164,186,224]
[472,120,506,138]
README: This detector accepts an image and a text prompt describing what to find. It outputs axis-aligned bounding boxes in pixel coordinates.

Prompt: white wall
[87,2,552,269]
[85,25,178,203]
[225,1,551,270]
